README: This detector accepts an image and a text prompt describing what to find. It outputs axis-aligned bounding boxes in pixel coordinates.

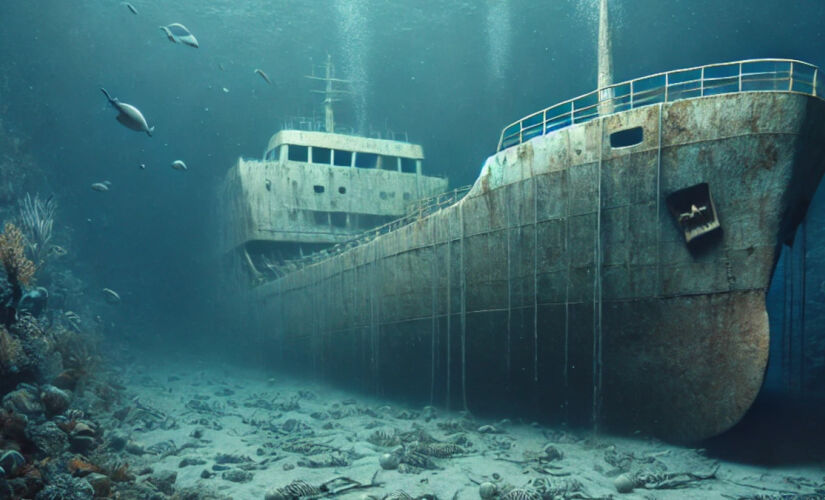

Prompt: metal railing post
[571,101,576,124]
[815,68,819,97]
[519,121,523,145]
[630,80,634,109]
[738,62,743,92]
[789,61,794,91]
[664,73,669,102]
[543,109,547,135]
[700,67,705,96]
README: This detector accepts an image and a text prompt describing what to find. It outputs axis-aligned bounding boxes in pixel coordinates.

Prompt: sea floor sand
[102,353,825,499]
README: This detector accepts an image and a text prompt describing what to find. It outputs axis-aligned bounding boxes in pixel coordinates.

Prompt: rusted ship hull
[246,92,825,441]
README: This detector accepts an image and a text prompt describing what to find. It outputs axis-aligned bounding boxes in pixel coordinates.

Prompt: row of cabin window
[266,145,418,173]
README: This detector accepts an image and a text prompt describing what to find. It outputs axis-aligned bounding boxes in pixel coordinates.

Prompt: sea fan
[18,193,56,267]
[0,222,35,287]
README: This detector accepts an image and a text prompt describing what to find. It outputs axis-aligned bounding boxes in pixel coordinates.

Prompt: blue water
[1,0,825,429]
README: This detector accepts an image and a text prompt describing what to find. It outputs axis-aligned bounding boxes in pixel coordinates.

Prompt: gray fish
[139,163,146,170]
[171,160,188,171]
[161,23,198,48]
[102,288,121,304]
[123,2,138,15]
[91,182,109,192]
[254,68,272,84]
[100,88,154,136]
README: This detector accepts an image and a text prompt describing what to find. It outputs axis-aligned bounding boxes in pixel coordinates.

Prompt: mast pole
[597,0,614,115]
[325,54,335,133]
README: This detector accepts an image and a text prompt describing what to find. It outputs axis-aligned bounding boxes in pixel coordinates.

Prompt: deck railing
[498,58,824,152]
[276,185,472,274]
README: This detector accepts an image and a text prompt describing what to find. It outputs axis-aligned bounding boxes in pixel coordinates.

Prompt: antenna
[306,55,352,133]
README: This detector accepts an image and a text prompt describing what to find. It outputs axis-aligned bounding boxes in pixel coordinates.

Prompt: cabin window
[288,144,309,162]
[355,152,378,168]
[313,211,328,225]
[313,185,325,194]
[380,191,388,200]
[401,157,417,173]
[338,186,346,194]
[403,192,411,201]
[610,127,644,148]
[334,149,352,167]
[380,156,398,170]
[330,212,347,228]
[265,146,281,161]
[312,147,331,164]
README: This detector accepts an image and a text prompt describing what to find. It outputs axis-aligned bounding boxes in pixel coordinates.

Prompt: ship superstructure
[218,56,448,282]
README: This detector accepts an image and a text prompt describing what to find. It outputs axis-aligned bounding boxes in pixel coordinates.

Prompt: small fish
[139,163,146,170]
[254,68,272,84]
[222,87,229,93]
[171,160,188,171]
[122,2,138,15]
[100,88,154,136]
[91,182,109,192]
[218,63,226,72]
[49,245,68,256]
[160,23,199,48]
[102,288,121,304]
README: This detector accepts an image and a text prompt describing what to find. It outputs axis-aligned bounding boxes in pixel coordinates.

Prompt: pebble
[40,385,70,416]
[479,482,498,499]
[125,440,146,455]
[86,472,111,497]
[614,473,636,493]
[107,431,127,451]
[178,457,206,468]
[2,384,43,417]
[379,453,399,470]
[221,469,253,483]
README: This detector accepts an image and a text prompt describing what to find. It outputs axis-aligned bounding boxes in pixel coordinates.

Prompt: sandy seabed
[99,354,824,499]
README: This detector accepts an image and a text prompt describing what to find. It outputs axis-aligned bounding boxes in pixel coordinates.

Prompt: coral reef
[0,222,36,328]
[18,193,57,269]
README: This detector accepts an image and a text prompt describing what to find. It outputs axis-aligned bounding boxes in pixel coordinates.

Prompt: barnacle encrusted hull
[249,92,825,441]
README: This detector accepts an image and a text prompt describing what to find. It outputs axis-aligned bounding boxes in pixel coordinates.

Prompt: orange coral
[0,326,22,371]
[67,456,103,476]
[0,222,35,286]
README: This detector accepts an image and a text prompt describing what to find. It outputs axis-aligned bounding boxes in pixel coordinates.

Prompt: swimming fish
[102,288,121,304]
[123,2,138,15]
[91,182,109,192]
[100,88,154,136]
[254,68,272,84]
[160,23,199,48]
[139,163,146,170]
[171,160,188,171]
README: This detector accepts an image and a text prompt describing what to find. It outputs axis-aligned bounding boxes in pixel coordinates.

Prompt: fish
[160,23,198,48]
[171,160,188,171]
[221,87,229,93]
[49,245,68,256]
[123,2,138,15]
[100,88,154,136]
[139,163,146,170]
[91,182,109,192]
[102,288,121,304]
[254,68,272,84]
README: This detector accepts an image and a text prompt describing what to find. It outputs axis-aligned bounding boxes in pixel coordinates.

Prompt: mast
[324,55,335,133]
[597,0,614,115]
[307,55,351,133]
